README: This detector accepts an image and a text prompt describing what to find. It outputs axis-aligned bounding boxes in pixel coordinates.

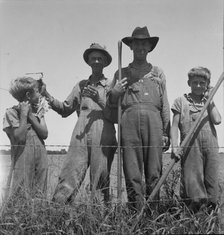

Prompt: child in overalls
[3,76,49,199]
[171,67,221,212]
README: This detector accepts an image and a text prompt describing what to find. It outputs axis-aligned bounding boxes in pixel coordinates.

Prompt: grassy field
[0,153,223,234]
[0,152,186,202]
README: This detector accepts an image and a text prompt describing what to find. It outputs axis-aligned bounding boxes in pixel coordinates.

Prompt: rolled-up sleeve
[50,83,81,117]
[106,71,119,106]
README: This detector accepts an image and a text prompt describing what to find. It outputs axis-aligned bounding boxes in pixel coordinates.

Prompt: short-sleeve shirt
[171,94,216,141]
[3,106,31,138]
[3,106,44,161]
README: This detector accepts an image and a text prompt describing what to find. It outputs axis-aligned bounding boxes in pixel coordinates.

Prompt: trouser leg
[182,139,207,211]
[34,146,48,197]
[204,134,219,205]
[123,145,144,211]
[141,111,163,212]
[122,113,144,211]
[52,144,88,204]
[90,144,116,203]
[10,146,35,199]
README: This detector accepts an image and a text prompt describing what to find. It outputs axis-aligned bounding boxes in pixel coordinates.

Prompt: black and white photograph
[0,0,224,233]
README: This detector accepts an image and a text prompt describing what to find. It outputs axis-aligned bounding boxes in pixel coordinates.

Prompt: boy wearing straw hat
[171,67,221,213]
[42,43,117,204]
[108,26,170,211]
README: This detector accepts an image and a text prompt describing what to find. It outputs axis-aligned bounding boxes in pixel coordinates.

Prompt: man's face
[88,51,106,71]
[131,39,152,59]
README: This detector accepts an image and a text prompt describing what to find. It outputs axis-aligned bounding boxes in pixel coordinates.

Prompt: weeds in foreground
[0,167,223,234]
[0,196,221,234]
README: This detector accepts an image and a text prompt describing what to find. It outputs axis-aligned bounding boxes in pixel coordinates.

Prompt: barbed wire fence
[0,143,224,206]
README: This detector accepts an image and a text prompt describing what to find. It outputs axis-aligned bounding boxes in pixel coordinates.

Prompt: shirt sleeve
[110,71,118,90]
[50,83,81,117]
[171,97,182,114]
[106,71,119,106]
[3,108,20,133]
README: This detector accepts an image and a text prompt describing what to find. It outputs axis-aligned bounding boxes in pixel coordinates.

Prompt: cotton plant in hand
[35,96,50,119]
[35,77,50,119]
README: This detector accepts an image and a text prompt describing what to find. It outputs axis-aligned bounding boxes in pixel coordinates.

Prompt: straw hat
[83,43,112,67]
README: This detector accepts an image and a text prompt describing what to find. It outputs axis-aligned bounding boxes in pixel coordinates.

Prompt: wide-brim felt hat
[83,43,112,67]
[122,26,159,52]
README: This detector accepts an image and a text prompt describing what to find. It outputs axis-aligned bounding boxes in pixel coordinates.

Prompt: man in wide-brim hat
[107,26,170,211]
[42,43,117,204]
[122,26,159,52]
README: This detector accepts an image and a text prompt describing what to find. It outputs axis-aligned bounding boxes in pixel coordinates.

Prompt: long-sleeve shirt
[48,76,117,147]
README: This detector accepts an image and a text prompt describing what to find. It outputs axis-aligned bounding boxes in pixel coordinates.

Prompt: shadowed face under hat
[83,43,112,67]
[122,26,159,52]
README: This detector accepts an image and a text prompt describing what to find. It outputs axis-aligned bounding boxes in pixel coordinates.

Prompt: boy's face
[28,83,41,105]
[131,39,152,59]
[188,76,208,96]
[88,51,106,71]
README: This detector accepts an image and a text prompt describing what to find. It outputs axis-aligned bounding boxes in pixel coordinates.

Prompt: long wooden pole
[223,2,224,150]
[219,4,224,231]
[117,41,122,203]
[149,71,224,201]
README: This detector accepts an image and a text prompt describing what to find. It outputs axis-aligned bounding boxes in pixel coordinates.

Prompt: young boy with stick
[171,67,221,213]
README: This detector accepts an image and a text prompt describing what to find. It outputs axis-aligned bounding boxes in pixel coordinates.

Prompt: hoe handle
[117,41,122,201]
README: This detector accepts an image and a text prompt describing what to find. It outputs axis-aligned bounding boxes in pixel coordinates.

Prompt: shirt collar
[184,93,207,103]
[87,75,107,87]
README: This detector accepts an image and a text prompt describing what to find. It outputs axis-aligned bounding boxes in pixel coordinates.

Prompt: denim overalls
[3,108,48,198]
[111,64,170,210]
[172,94,219,205]
[51,77,117,203]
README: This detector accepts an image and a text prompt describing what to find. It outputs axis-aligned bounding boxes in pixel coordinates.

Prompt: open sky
[0,0,224,151]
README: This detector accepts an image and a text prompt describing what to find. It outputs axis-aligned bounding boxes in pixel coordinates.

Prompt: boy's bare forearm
[13,114,28,143]
[170,127,179,149]
[170,113,180,150]
[208,101,221,125]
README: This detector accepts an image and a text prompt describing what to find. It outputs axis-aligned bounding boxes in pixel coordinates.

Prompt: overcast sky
[0,0,224,152]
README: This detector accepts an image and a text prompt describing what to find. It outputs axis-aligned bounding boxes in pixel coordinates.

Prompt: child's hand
[162,136,170,152]
[171,147,183,162]
[19,101,30,117]
[204,85,213,100]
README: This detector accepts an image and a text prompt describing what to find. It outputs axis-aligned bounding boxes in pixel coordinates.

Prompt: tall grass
[0,167,222,234]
